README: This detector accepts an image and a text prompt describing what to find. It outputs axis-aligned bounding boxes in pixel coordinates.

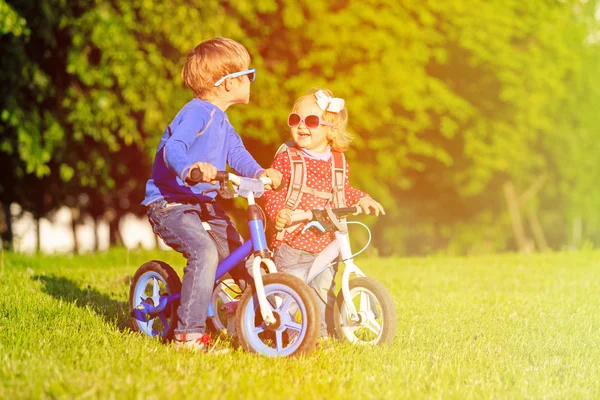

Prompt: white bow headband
[315,90,345,113]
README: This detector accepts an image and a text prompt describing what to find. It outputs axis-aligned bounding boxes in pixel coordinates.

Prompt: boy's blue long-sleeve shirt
[143,99,264,205]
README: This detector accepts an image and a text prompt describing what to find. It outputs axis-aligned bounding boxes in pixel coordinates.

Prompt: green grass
[1,249,600,399]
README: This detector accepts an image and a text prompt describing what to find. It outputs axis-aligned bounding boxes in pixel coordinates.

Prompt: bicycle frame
[134,181,279,326]
[304,229,366,323]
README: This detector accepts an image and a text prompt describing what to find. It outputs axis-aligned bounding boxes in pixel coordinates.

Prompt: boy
[143,38,281,353]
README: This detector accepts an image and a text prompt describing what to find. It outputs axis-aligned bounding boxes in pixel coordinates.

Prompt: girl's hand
[357,197,386,216]
[259,168,283,190]
[275,208,292,231]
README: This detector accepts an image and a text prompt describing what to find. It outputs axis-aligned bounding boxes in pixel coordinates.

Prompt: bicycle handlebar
[289,206,360,224]
[186,166,273,187]
[188,168,229,183]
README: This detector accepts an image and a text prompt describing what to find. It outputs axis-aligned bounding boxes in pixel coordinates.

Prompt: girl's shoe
[174,333,230,354]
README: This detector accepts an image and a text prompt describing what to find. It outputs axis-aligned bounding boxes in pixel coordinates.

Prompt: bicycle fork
[336,231,366,323]
[247,197,279,326]
[251,256,278,325]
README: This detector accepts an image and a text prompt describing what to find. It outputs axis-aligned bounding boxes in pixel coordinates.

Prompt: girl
[264,88,385,340]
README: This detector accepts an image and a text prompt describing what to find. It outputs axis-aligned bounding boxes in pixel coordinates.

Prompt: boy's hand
[187,162,217,183]
[259,168,283,190]
[357,197,386,216]
[275,208,292,231]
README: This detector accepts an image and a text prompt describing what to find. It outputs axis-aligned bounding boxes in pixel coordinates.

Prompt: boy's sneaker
[173,333,230,354]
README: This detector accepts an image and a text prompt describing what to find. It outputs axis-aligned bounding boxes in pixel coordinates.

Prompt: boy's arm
[163,112,209,183]
[264,154,291,222]
[226,128,265,178]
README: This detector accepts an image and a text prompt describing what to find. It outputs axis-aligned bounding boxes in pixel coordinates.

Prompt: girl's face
[291,98,330,153]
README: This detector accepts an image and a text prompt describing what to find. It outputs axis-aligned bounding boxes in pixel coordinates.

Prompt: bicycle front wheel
[235,273,320,357]
[333,277,397,346]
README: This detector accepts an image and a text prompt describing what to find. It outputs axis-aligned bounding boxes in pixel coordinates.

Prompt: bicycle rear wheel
[207,278,241,336]
[129,260,181,340]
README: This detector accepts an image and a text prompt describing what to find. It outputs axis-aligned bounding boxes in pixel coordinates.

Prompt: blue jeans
[273,244,338,337]
[147,200,247,335]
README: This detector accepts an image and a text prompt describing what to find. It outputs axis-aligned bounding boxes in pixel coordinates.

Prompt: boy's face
[231,66,252,105]
[291,99,330,153]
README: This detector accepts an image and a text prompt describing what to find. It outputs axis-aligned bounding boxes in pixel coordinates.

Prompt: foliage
[1,0,599,254]
[0,0,28,36]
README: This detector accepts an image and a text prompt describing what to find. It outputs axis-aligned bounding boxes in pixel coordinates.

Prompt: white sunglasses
[214,68,256,87]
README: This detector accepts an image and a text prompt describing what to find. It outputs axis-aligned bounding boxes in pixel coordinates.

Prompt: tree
[2,0,599,254]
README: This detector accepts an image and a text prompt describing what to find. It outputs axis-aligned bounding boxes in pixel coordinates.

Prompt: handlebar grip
[186,167,229,185]
[333,206,360,216]
[215,171,229,180]
[185,167,203,184]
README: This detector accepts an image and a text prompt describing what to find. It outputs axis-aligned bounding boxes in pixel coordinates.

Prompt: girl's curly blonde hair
[292,88,353,152]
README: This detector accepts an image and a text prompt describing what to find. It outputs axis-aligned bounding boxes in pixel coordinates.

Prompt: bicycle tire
[129,260,181,340]
[235,273,321,357]
[333,277,397,346]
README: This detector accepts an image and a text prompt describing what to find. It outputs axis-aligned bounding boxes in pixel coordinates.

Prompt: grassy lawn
[1,249,599,399]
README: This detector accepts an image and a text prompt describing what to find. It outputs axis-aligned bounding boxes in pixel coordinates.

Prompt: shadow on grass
[34,274,131,332]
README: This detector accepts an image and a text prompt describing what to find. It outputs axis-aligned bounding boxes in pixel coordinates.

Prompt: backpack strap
[331,151,346,208]
[284,146,306,210]
[284,147,334,207]
[274,146,346,241]
[275,146,305,241]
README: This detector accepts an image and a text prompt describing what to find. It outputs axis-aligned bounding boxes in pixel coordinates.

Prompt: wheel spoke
[346,324,360,334]
[217,290,235,303]
[359,291,370,313]
[363,316,382,336]
[152,278,160,303]
[341,305,362,331]
[275,330,283,352]
[267,293,285,309]
[252,323,265,335]
[283,321,302,332]
[276,294,294,314]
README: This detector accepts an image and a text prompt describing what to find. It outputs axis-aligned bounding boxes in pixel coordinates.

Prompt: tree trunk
[527,210,549,252]
[109,215,123,247]
[70,207,79,254]
[503,181,533,253]
[35,215,41,253]
[93,216,100,252]
[1,202,13,251]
